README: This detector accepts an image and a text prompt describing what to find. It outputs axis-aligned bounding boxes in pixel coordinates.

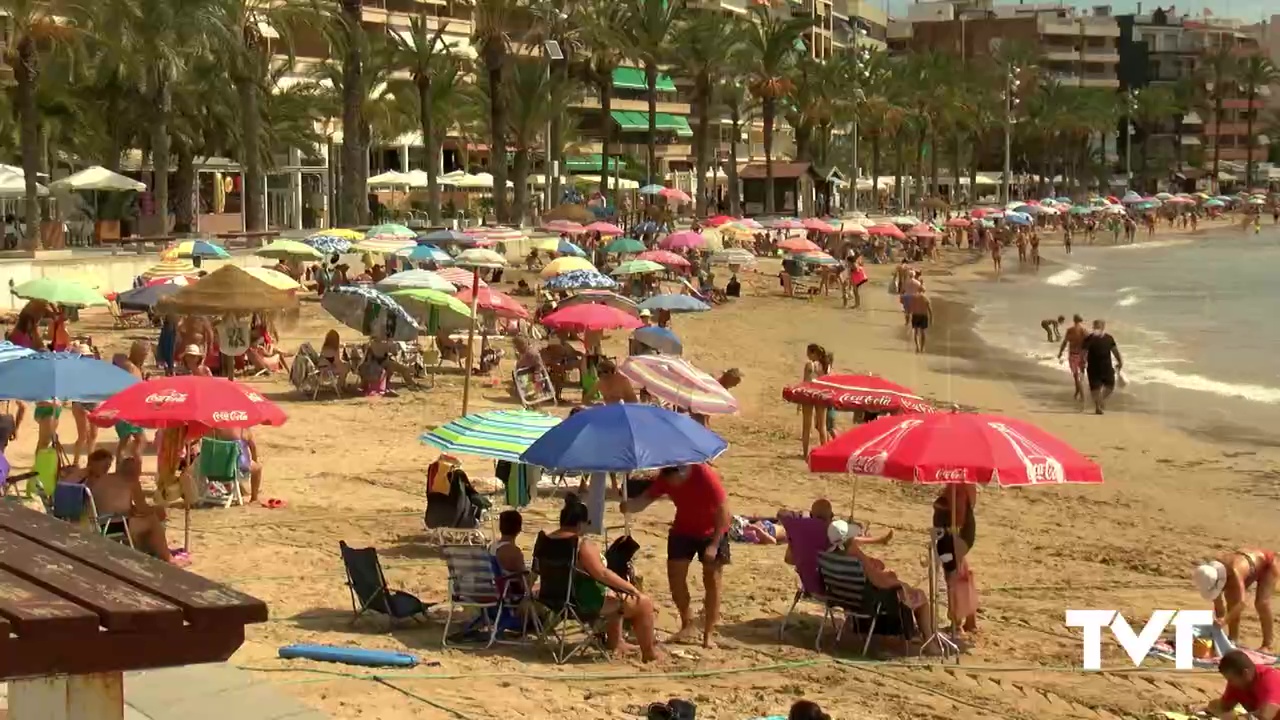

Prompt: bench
[98,235,178,256]
[215,231,280,250]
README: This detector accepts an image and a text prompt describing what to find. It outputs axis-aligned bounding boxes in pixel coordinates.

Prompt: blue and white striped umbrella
[320,285,422,341]
[304,233,354,254]
[397,243,454,265]
[544,270,617,291]
[0,342,35,363]
[420,410,562,462]
[557,239,586,257]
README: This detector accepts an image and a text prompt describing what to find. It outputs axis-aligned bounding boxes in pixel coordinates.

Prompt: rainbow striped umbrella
[420,410,562,462]
[141,255,198,280]
[619,355,738,415]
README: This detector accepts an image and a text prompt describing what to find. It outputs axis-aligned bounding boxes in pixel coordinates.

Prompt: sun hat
[827,519,850,549]
[639,309,652,318]
[1192,561,1228,600]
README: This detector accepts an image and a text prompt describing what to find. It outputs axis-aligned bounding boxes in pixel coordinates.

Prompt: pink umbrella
[638,249,691,268]
[620,356,738,415]
[584,221,624,236]
[541,304,644,332]
[778,237,821,253]
[945,217,972,228]
[839,223,867,236]
[658,231,706,251]
[802,218,837,232]
[909,224,941,239]
[660,187,692,203]
[543,220,585,234]
[737,218,764,230]
[455,286,528,320]
[970,209,989,218]
[866,223,906,240]
[437,267,489,288]
[770,218,806,230]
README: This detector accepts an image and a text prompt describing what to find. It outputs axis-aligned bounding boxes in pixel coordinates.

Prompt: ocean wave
[1116,293,1141,308]
[1127,366,1280,404]
[1045,268,1087,287]
[1110,238,1193,251]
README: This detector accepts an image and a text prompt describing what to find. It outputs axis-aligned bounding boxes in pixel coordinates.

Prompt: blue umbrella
[303,233,354,254]
[401,243,454,264]
[420,229,473,245]
[633,221,660,235]
[175,239,231,259]
[557,239,586,256]
[638,294,711,313]
[544,270,617,291]
[321,286,422,341]
[633,326,682,355]
[0,341,35,363]
[639,184,666,195]
[0,353,140,402]
[520,404,728,472]
[117,283,183,311]
[1004,212,1033,226]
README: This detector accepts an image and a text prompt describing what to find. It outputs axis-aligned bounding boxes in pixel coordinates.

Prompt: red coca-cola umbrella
[783,374,934,415]
[808,412,1103,486]
[89,376,288,429]
[865,223,906,240]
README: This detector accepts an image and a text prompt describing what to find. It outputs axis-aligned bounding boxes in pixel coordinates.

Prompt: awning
[564,155,626,172]
[655,113,693,138]
[1218,171,1237,181]
[611,110,648,131]
[612,67,677,92]
[1182,111,1203,124]
[1181,135,1202,145]
[1258,135,1271,146]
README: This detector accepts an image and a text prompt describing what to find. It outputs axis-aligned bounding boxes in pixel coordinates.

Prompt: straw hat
[1193,561,1228,600]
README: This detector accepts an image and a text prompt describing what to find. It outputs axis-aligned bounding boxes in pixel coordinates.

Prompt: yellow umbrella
[243,267,303,291]
[325,228,364,240]
[540,256,596,278]
[142,255,198,280]
[532,236,562,252]
[701,227,724,250]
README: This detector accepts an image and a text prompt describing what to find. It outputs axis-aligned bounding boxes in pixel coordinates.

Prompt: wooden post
[9,672,124,720]
[459,268,481,415]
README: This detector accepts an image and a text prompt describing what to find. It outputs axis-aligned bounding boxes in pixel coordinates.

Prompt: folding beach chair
[512,366,556,408]
[816,551,915,656]
[193,437,245,508]
[50,482,134,548]
[533,532,617,664]
[338,541,433,629]
[777,516,833,640]
[441,544,530,649]
[291,343,343,400]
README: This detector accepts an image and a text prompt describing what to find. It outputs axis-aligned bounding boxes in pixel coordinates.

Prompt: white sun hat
[1192,561,1228,601]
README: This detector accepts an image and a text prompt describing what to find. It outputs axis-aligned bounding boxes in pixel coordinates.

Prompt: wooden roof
[738,162,814,180]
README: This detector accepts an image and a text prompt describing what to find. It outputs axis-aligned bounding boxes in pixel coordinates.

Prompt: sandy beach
[9,231,1280,719]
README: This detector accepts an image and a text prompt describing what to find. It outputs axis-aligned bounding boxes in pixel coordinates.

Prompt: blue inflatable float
[278,643,419,668]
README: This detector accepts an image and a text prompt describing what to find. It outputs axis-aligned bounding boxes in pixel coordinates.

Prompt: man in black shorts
[620,464,730,648]
[1080,319,1123,415]
[906,289,933,354]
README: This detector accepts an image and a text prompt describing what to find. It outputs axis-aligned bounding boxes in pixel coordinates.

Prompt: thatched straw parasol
[542,203,596,224]
[156,264,298,316]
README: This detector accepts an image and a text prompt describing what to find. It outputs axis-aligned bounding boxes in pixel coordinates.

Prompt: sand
[12,233,1279,719]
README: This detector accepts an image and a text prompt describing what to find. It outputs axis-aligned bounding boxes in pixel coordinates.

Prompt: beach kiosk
[0,503,267,719]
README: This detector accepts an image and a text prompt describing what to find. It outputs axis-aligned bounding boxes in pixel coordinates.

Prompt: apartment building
[887,0,1121,89]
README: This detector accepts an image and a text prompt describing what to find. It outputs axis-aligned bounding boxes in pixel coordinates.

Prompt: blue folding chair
[50,482,134,548]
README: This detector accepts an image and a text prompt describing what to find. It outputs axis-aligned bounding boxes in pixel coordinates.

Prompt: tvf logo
[1065,609,1214,670]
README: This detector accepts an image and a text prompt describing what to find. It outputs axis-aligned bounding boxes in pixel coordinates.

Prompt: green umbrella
[420,409,560,462]
[612,259,666,276]
[366,223,416,239]
[390,287,473,333]
[256,239,324,260]
[605,237,645,254]
[13,277,108,307]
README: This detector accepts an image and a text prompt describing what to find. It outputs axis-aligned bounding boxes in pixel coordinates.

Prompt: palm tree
[473,0,525,223]
[1132,85,1176,191]
[1200,43,1237,193]
[670,10,743,216]
[857,50,899,211]
[390,14,468,224]
[716,80,753,217]
[499,61,555,224]
[1168,74,1202,177]
[1237,54,1277,188]
[578,0,627,207]
[741,3,811,214]
[621,0,682,185]
[528,0,584,206]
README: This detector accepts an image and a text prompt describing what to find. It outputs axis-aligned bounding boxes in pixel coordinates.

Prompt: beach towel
[497,461,533,508]
[1148,623,1280,668]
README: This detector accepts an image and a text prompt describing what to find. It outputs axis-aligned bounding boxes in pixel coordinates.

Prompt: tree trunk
[599,77,613,208]
[1140,135,1151,192]
[419,82,441,224]
[967,131,979,206]
[340,0,367,226]
[512,148,530,226]
[870,134,881,207]
[645,62,657,186]
[893,130,905,213]
[151,68,172,236]
[14,39,41,249]
[1245,89,1257,188]
[239,78,265,231]
[549,61,569,205]
[173,143,196,232]
[1173,118,1183,174]
[727,107,741,217]
[486,59,509,223]
[1211,94,1224,193]
[949,133,961,208]
[914,129,925,211]
[693,71,710,218]
[794,122,812,164]
[929,127,940,201]
[763,95,776,214]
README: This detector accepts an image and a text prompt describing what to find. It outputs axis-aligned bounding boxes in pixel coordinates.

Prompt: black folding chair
[339,541,433,629]
[532,532,618,664]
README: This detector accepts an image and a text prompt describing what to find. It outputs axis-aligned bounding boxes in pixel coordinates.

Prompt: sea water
[972,225,1280,436]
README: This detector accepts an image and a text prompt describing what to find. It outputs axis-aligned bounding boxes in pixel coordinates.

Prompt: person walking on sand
[1080,319,1122,415]
[1194,549,1279,653]
[1057,315,1089,406]
[895,259,912,324]
[1030,232,1041,270]
[990,237,1002,278]
[1063,225,1073,255]
[620,464,730,649]
[907,288,933,354]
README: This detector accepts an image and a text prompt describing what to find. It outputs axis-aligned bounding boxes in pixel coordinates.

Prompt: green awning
[564,155,626,172]
[655,113,693,138]
[611,110,647,132]
[612,67,677,92]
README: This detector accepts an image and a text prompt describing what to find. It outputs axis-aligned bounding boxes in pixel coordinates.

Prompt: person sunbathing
[213,426,264,504]
[361,334,418,393]
[595,358,637,404]
[1195,549,1279,652]
[318,330,350,388]
[247,316,289,374]
[540,336,584,403]
[80,451,184,565]
[828,520,932,642]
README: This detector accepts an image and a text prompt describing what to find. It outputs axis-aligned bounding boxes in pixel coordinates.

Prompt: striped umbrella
[141,255,198,280]
[0,341,35,364]
[619,356,738,415]
[304,232,354,254]
[354,237,416,254]
[173,239,230,259]
[711,249,756,266]
[544,270,617,291]
[436,267,488,288]
[420,410,562,462]
[366,223,416,239]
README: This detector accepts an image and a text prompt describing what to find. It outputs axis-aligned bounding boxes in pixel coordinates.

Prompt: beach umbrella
[376,269,457,294]
[633,326,682,355]
[0,353,140,403]
[1155,192,1173,200]
[945,218,971,228]
[809,412,1104,486]
[612,259,666,276]
[736,218,765,229]
[419,229,473,245]
[658,231,706,251]
[660,187,692,203]
[795,251,840,266]
[115,282,183,311]
[836,222,867,236]
[455,248,507,267]
[555,238,587,256]
[421,410,562,463]
[556,290,640,316]
[802,218,837,232]
[909,224,941,239]
[303,232,354,254]
[541,304,643,332]
[704,215,735,227]
[765,218,803,230]
[639,184,666,195]
[633,220,661,235]
[90,375,287,429]
[605,236,645,254]
[256,239,324,260]
[454,286,529,320]
[700,227,725,250]
[1203,198,1225,207]
[890,215,921,227]
[389,288,474,332]
[542,220,586,234]
[541,256,596,278]
[0,341,35,363]
[1069,206,1096,215]
[710,249,756,266]
[619,356,738,415]
[866,223,905,240]
[242,267,303,291]
[397,243,454,265]
[354,237,416,254]
[1055,197,1072,204]
[778,237,821,253]
[637,249,691,268]
[13,277,108,307]
[321,286,422,341]
[436,267,488,288]
[1004,212,1033,226]
[584,221,624,236]
[638,294,711,313]
[466,226,527,248]
[1011,204,1040,215]
[520,404,727,473]
[366,223,417,239]
[543,270,618,291]
[173,239,230,259]
[783,374,934,415]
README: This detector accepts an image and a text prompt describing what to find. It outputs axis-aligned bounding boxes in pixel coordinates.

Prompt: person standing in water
[1080,319,1122,415]
[1056,315,1089,406]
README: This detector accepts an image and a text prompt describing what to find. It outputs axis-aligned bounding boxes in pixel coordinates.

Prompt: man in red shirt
[621,463,730,648]
[1207,650,1280,719]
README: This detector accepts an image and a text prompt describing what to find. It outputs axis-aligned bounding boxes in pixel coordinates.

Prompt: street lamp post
[1002,66,1020,205]
[544,40,564,213]
[851,40,869,213]
[1125,89,1138,190]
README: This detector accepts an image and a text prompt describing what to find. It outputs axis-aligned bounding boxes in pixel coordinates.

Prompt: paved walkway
[1,664,328,720]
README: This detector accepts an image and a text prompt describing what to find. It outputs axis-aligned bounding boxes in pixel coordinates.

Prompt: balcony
[362,7,472,34]
[1203,123,1248,136]
[573,97,693,116]
[1038,17,1120,39]
[1048,73,1120,88]
[1043,49,1120,63]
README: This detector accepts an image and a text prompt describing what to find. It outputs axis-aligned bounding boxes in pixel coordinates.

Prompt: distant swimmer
[990,239,1002,278]
[1194,549,1278,652]
[907,288,933,354]
[1056,315,1088,405]
[1079,319,1123,415]
[1040,316,1064,342]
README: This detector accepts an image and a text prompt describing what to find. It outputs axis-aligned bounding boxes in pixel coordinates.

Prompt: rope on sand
[372,676,479,720]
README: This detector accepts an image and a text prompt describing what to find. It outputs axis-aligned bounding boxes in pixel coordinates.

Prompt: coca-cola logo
[145,391,187,405]
[211,411,249,423]
[845,418,923,476]
[934,468,970,482]
[246,392,265,403]
[834,392,894,409]
[848,452,888,475]
[988,422,1066,484]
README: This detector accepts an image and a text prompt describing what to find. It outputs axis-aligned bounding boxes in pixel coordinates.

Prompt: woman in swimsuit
[1194,549,1278,651]
[804,344,834,446]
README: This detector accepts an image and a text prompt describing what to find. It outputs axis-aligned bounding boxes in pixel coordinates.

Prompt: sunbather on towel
[828,519,932,641]
[1195,548,1279,652]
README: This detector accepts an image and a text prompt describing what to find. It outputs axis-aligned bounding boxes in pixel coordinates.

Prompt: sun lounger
[777,516,831,641]
[441,544,530,649]
[533,532,618,664]
[816,551,915,655]
[50,482,134,548]
[193,437,245,508]
[339,541,433,629]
